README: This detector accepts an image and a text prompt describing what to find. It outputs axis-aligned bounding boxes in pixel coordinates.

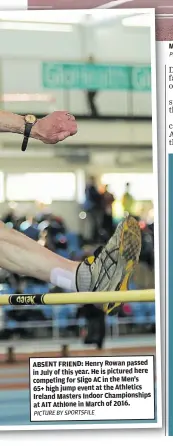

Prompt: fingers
[58,126,77,141]
[66,114,76,122]
[64,118,77,136]
[69,123,77,136]
[57,131,71,141]
[53,111,77,135]
[53,111,75,121]
[35,111,78,144]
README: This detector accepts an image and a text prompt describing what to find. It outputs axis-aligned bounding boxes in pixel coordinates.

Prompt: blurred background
[0,10,156,425]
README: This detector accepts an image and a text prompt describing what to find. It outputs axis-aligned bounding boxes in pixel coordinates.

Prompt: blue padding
[105,315,118,327]
[0,285,14,294]
[6,319,18,329]
[53,305,74,328]
[130,303,147,324]
[66,232,80,250]
[78,317,86,328]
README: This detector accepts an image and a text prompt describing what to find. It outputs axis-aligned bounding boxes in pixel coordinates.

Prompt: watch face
[25,114,36,124]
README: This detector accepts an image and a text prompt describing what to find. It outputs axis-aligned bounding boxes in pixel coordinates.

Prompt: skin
[0,110,77,143]
[0,220,79,281]
[0,110,79,283]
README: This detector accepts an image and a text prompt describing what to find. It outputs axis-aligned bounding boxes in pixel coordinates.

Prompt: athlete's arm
[0,111,24,135]
[0,110,77,144]
[0,221,78,283]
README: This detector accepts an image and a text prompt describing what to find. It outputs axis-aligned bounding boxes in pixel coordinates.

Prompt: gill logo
[16,295,36,304]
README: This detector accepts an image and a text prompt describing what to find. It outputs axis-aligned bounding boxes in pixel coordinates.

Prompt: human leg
[0,215,141,314]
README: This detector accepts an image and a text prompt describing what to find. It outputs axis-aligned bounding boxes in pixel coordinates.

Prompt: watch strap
[21,122,34,152]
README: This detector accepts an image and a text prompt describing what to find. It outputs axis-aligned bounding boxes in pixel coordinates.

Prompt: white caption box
[29,355,155,422]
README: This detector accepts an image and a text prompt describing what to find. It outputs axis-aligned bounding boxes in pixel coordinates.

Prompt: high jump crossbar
[0,289,155,306]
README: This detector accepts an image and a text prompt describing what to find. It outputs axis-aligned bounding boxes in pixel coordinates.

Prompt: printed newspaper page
[164,31,173,438]
[0,3,163,437]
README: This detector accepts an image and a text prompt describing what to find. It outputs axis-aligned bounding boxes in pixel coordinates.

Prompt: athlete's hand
[31,111,77,144]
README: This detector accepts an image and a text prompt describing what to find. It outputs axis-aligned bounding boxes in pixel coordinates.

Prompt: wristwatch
[21,114,37,152]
